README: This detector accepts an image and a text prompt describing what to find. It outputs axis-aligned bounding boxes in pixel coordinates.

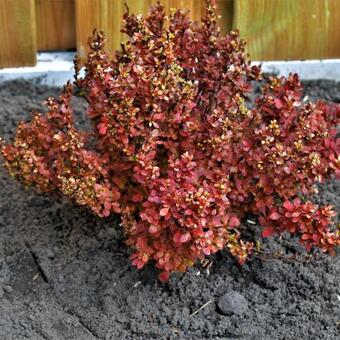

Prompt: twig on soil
[75,315,100,338]
[253,249,313,264]
[133,281,142,288]
[201,258,214,276]
[190,299,213,317]
[25,240,49,283]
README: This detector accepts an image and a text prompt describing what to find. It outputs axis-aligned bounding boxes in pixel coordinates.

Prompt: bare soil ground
[0,79,339,340]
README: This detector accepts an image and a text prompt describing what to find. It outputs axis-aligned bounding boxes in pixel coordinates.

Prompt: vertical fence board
[234,0,340,61]
[75,0,151,61]
[36,0,76,51]
[106,0,154,54]
[75,0,233,62]
[75,0,107,61]
[327,0,340,58]
[191,0,233,35]
[217,0,233,34]
[0,0,36,68]
[0,0,339,68]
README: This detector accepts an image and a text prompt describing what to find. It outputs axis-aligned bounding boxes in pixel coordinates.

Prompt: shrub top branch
[1,0,339,281]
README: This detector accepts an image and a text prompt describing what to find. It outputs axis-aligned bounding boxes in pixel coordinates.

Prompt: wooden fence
[1,0,340,68]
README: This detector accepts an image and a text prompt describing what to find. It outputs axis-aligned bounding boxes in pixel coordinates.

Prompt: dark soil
[0,79,339,340]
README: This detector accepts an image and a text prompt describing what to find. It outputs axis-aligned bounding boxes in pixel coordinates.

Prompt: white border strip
[259,59,340,82]
[0,53,76,87]
[0,52,340,87]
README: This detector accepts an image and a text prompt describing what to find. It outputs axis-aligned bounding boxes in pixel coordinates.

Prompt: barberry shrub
[1,1,339,281]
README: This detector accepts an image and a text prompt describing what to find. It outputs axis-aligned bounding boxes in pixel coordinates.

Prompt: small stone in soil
[45,248,55,259]
[3,285,13,293]
[217,290,249,316]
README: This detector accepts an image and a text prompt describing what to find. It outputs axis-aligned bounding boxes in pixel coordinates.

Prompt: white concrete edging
[0,52,340,87]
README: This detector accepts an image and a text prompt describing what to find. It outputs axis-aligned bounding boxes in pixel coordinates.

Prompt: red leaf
[192,227,204,237]
[274,98,283,109]
[136,237,148,249]
[180,233,191,243]
[97,123,108,135]
[301,233,310,240]
[242,139,252,152]
[38,167,50,177]
[153,113,165,120]
[304,243,312,252]
[132,192,143,202]
[283,201,294,212]
[269,212,281,220]
[160,207,169,216]
[149,225,158,234]
[173,230,182,243]
[111,203,121,213]
[159,271,170,282]
[203,247,211,255]
[283,166,291,175]
[212,215,221,226]
[312,234,320,243]
[229,216,240,228]
[262,227,275,238]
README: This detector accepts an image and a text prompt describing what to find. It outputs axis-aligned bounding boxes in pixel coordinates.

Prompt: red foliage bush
[1,1,339,281]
